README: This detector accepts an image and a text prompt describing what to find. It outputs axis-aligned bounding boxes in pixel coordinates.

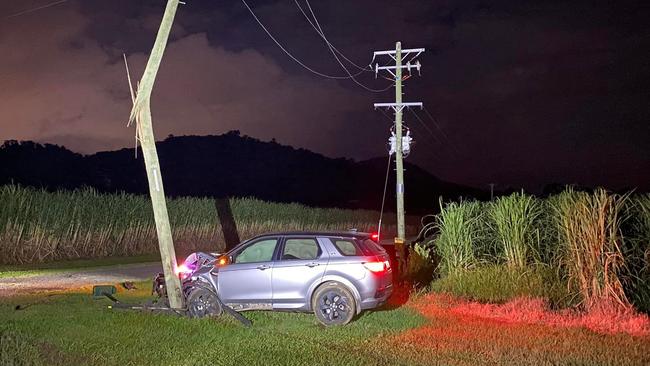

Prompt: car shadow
[355,285,412,320]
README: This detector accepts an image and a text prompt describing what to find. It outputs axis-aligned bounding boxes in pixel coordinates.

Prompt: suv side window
[234,238,278,263]
[330,238,363,256]
[282,238,320,260]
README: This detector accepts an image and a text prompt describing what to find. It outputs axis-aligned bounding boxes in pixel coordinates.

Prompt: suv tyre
[312,282,356,326]
[186,285,223,318]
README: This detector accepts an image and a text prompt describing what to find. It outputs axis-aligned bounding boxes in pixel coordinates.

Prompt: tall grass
[489,192,543,268]
[624,194,650,312]
[431,199,485,275]
[0,184,417,264]
[425,188,650,313]
[552,188,630,310]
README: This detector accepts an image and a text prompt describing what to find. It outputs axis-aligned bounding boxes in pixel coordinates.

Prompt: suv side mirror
[215,255,232,267]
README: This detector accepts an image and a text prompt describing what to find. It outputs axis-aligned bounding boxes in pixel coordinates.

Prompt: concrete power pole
[373,42,424,262]
[128,0,183,309]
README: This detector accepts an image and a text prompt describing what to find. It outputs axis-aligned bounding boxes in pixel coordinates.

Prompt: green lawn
[1,284,649,365]
[0,255,160,279]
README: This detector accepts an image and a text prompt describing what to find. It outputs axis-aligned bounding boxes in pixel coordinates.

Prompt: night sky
[1,0,649,192]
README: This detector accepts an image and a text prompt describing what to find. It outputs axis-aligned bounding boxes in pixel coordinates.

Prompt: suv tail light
[363,260,390,273]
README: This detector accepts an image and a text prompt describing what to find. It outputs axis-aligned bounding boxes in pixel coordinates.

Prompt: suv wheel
[312,282,356,326]
[186,286,223,318]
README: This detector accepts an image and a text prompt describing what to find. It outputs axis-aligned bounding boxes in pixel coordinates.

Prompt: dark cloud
[1,0,649,191]
[0,2,367,161]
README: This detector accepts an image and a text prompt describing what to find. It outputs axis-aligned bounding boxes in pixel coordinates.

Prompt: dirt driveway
[0,263,162,297]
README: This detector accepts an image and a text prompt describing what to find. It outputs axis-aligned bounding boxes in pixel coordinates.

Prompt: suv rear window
[360,239,387,255]
[331,239,362,256]
[329,237,386,256]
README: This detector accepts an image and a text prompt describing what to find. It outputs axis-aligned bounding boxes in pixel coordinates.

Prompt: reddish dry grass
[378,293,650,365]
[435,294,650,337]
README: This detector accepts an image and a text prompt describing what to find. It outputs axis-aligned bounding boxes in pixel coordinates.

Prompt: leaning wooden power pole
[372,42,424,264]
[128,0,183,309]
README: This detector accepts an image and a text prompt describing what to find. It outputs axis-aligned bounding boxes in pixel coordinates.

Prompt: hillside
[0,132,485,212]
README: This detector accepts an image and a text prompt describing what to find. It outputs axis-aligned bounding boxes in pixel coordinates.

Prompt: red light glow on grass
[410,293,650,337]
[378,293,650,365]
[448,296,650,336]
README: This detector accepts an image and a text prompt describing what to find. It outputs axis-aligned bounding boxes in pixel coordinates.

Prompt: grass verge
[0,284,424,366]
[0,325,43,366]
[1,285,649,365]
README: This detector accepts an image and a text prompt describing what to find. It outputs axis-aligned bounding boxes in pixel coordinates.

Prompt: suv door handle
[256,265,270,271]
[305,262,319,268]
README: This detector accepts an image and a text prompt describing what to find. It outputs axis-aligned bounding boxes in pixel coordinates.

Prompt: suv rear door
[272,236,328,310]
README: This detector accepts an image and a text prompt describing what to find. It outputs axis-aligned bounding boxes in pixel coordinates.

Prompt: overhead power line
[422,106,451,141]
[422,106,461,154]
[408,108,443,145]
[380,105,436,144]
[4,0,69,19]
[240,0,357,80]
[301,0,393,93]
[378,92,446,162]
[293,0,370,73]
[379,91,459,158]
[377,107,394,124]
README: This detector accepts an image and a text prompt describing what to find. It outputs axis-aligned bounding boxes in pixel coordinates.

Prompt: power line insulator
[388,135,397,155]
[402,130,413,157]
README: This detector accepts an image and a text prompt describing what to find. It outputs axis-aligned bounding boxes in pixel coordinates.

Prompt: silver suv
[178,231,393,326]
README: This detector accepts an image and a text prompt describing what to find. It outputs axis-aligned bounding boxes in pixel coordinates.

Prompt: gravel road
[0,263,162,298]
